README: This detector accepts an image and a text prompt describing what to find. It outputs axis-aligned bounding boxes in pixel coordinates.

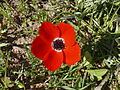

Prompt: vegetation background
[0,0,120,89]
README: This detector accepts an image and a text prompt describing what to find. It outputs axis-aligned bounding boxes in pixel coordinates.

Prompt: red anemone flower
[31,22,81,71]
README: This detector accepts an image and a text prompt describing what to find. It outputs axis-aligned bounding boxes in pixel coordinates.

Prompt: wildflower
[31,22,81,71]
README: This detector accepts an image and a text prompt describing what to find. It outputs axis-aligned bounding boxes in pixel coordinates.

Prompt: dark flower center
[52,38,65,52]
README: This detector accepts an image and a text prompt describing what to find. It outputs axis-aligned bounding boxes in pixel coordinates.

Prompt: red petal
[57,23,76,47]
[38,22,59,42]
[31,36,52,60]
[63,43,81,65]
[44,50,63,71]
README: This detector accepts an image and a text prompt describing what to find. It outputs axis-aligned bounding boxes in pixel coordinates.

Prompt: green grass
[0,0,120,89]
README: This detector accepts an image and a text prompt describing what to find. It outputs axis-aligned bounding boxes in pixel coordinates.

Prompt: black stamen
[52,38,65,51]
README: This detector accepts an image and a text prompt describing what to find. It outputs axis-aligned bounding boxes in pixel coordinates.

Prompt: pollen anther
[52,38,65,52]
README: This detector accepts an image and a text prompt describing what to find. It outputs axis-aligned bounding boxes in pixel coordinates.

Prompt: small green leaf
[84,51,92,62]
[114,2,120,6]
[61,86,76,90]
[1,29,8,33]
[0,43,10,47]
[15,81,25,88]
[67,21,79,30]
[86,69,108,80]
